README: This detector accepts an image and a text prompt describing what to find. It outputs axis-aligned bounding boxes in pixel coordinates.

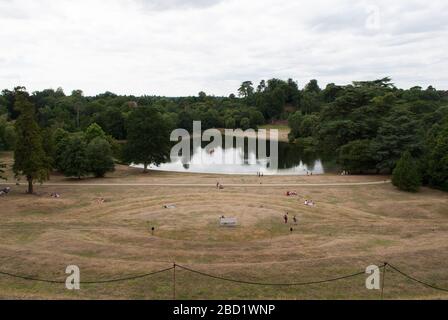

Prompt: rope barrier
[0,266,174,284]
[0,263,447,295]
[387,263,448,293]
[175,263,372,286]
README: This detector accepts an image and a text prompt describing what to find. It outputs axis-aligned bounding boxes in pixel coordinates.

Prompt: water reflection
[134,137,336,176]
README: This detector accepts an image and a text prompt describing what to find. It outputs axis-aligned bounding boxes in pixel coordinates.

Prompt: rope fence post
[173,262,176,300]
[381,262,387,300]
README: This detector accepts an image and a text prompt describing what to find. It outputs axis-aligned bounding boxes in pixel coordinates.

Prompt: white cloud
[0,0,447,96]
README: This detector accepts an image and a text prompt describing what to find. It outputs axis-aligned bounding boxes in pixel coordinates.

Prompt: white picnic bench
[220,217,237,227]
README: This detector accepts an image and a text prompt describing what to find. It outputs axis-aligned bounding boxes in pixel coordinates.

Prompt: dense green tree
[13,91,51,193]
[94,108,126,139]
[0,115,17,150]
[53,128,70,171]
[392,151,421,192]
[288,111,303,141]
[304,79,321,94]
[240,117,250,130]
[299,114,319,138]
[300,92,321,114]
[338,140,378,173]
[375,107,421,172]
[425,121,448,190]
[225,116,236,129]
[86,137,115,178]
[317,120,359,151]
[249,110,265,128]
[238,81,254,98]
[124,107,173,173]
[85,123,107,144]
[59,134,89,179]
[322,83,343,103]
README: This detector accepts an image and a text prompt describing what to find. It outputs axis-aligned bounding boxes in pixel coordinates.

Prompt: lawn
[0,152,447,299]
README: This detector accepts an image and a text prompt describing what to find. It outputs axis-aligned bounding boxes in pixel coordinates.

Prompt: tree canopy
[12,90,51,193]
[392,151,421,192]
[123,106,173,172]
[1,78,447,192]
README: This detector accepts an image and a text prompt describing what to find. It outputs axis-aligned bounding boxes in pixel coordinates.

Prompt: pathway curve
[0,180,391,188]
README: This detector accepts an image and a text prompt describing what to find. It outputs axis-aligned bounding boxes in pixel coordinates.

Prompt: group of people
[0,187,11,196]
[283,212,298,225]
[282,212,299,234]
[256,171,264,177]
[284,191,316,207]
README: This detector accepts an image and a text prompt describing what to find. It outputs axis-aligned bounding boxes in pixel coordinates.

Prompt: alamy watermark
[365,5,381,31]
[365,265,381,290]
[170,121,279,171]
[65,265,80,290]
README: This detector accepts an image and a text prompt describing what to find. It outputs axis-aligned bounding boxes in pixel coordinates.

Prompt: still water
[138,137,337,176]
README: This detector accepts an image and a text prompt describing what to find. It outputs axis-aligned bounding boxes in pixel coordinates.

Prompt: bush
[86,137,115,178]
[59,134,89,179]
[392,151,421,192]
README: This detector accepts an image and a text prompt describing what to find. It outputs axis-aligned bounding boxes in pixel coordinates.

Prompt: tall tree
[304,79,321,94]
[392,151,421,192]
[124,107,172,173]
[425,121,448,191]
[59,134,89,179]
[238,81,254,98]
[13,90,50,193]
[375,107,421,172]
[86,137,115,178]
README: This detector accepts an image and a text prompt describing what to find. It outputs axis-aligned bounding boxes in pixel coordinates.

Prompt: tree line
[0,77,447,193]
[287,78,448,192]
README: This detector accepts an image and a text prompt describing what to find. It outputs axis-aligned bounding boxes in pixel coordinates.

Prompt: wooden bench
[220,217,237,227]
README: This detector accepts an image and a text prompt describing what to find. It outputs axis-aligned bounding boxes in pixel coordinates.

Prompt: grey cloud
[0,0,447,95]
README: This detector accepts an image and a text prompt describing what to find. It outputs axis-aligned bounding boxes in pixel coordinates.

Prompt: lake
[136,136,337,176]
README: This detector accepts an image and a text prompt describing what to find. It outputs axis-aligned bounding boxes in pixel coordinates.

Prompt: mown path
[0,180,391,187]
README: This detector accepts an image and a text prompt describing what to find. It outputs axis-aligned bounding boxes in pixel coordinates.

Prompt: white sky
[0,0,447,96]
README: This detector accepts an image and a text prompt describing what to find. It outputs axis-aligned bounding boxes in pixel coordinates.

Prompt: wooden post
[173,263,176,300]
[381,263,387,300]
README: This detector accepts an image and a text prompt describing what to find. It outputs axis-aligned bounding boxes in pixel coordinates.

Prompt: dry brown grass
[0,152,447,300]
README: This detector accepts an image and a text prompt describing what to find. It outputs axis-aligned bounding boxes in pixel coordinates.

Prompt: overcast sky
[0,0,447,96]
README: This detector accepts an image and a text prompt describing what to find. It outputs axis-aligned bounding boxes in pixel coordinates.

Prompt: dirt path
[0,180,391,187]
